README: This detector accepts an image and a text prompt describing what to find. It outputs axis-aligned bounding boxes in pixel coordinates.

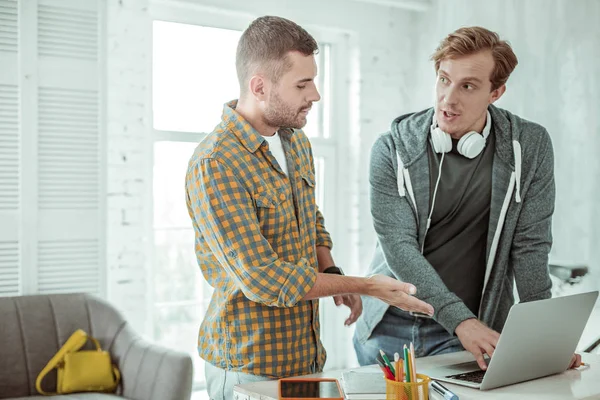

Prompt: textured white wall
[407,0,600,284]
[106,0,151,333]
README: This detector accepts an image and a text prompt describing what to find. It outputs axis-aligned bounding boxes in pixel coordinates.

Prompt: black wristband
[323,266,344,275]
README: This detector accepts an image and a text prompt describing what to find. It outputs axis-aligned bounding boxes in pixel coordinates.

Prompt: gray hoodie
[355,104,554,343]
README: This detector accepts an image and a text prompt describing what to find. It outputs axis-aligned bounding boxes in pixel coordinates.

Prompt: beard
[262,90,310,129]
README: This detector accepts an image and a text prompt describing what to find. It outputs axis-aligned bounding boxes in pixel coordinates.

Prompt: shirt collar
[221,100,296,152]
[221,100,264,153]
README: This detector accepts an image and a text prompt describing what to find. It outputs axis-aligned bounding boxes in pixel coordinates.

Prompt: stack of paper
[341,369,387,400]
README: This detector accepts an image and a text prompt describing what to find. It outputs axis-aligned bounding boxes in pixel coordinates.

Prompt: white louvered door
[0,0,20,296]
[0,0,105,297]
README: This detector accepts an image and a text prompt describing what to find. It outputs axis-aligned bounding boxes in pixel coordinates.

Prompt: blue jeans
[353,307,464,365]
[204,362,272,400]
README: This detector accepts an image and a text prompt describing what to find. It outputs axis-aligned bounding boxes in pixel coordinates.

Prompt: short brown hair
[431,26,518,91]
[236,16,318,94]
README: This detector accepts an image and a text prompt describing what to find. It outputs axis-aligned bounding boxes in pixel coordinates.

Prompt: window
[152,21,240,388]
[153,22,241,133]
[151,19,339,388]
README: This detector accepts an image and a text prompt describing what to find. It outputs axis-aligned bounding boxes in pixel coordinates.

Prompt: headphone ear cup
[430,127,452,154]
[457,132,486,159]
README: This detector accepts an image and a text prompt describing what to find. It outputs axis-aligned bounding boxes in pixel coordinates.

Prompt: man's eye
[297,85,306,89]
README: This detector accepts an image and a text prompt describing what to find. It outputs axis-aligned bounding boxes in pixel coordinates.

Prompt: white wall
[409,0,600,285]
[106,0,152,332]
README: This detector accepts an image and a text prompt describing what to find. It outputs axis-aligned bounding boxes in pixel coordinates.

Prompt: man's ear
[489,84,506,104]
[249,75,268,101]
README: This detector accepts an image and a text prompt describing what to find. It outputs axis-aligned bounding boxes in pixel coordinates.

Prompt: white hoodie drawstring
[513,141,522,203]
[396,152,405,197]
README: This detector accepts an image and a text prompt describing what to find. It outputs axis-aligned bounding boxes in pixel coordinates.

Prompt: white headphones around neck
[430,111,492,159]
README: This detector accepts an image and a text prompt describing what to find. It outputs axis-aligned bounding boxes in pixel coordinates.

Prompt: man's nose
[309,87,321,103]
[444,86,458,106]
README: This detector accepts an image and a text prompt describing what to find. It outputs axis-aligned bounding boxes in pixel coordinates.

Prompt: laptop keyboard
[446,369,486,383]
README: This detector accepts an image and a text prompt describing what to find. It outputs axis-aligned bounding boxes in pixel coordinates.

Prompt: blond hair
[431,26,518,90]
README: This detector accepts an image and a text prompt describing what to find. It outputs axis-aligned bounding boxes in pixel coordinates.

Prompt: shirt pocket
[300,170,316,202]
[299,170,317,218]
[254,187,290,237]
[300,170,316,189]
[255,187,281,208]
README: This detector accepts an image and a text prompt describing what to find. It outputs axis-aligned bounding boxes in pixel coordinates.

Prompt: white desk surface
[234,351,600,400]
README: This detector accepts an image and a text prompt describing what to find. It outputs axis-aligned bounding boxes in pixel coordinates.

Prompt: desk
[234,351,600,400]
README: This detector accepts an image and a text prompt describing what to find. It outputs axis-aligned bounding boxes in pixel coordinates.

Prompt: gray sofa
[0,293,193,400]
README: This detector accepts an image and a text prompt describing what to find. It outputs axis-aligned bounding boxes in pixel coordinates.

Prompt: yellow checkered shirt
[185,101,332,378]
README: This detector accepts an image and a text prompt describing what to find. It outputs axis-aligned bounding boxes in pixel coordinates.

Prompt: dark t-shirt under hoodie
[424,119,495,316]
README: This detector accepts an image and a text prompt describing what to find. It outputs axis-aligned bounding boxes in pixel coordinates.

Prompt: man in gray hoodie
[353,26,582,371]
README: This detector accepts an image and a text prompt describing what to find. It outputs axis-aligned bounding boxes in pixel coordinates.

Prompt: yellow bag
[36,329,121,395]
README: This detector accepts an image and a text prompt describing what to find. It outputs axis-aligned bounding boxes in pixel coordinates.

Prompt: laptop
[423,291,598,390]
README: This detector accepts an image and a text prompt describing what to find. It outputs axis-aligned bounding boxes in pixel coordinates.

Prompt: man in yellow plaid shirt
[185,16,434,400]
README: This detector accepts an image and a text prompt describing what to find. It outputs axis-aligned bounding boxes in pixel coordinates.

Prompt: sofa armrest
[111,324,193,400]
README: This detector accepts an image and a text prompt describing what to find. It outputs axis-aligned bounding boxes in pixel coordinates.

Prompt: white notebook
[341,369,387,400]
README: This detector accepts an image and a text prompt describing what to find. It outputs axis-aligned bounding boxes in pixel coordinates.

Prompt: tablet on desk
[279,378,344,400]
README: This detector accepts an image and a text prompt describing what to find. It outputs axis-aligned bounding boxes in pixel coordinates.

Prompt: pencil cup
[385,374,430,400]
